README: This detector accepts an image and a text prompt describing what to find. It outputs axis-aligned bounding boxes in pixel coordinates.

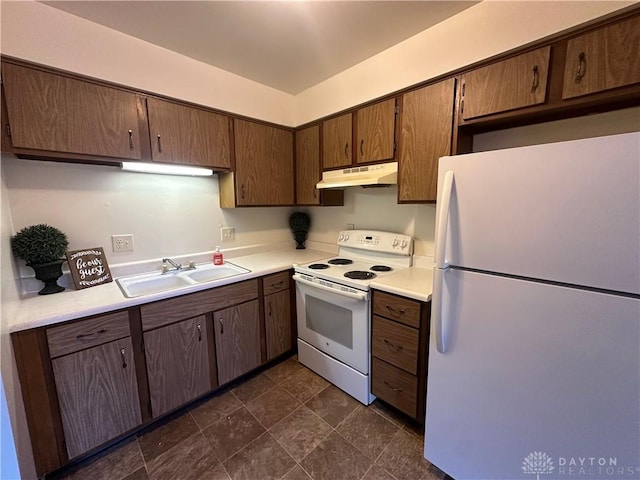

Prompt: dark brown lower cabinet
[264,289,292,361]
[144,315,211,417]
[51,337,141,459]
[214,300,261,384]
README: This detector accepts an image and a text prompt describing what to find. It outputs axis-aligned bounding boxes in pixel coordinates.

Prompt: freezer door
[435,132,640,295]
[425,269,640,479]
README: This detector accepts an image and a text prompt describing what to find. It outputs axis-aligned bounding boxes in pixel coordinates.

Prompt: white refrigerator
[424,132,640,480]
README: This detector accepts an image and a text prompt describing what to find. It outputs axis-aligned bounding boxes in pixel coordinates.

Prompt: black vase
[29,260,65,295]
[294,231,308,249]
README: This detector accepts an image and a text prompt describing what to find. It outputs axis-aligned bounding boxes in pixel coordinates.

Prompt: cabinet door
[322,113,352,169]
[147,97,231,169]
[214,300,261,384]
[2,62,142,159]
[398,80,455,202]
[562,16,640,99]
[295,125,321,205]
[52,337,141,459]
[234,119,294,206]
[461,46,550,120]
[356,99,396,164]
[264,289,292,361]
[144,316,211,417]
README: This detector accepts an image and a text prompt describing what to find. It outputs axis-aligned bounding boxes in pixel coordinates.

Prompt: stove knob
[344,234,349,241]
[401,240,408,249]
[339,234,344,241]
[392,238,399,247]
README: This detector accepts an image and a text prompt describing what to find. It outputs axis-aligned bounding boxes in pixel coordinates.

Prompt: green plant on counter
[11,223,69,265]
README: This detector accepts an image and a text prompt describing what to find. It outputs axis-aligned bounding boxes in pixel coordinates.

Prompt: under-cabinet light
[121,162,214,176]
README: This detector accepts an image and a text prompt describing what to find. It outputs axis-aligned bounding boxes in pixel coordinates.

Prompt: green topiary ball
[11,224,69,265]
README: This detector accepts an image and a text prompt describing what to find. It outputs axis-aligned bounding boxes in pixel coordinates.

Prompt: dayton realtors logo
[522,452,555,480]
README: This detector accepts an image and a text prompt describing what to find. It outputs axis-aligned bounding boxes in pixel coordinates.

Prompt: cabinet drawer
[373,291,421,328]
[47,311,130,358]
[371,357,418,419]
[263,271,290,296]
[372,315,419,375]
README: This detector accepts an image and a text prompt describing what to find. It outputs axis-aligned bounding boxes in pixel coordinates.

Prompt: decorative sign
[66,247,113,290]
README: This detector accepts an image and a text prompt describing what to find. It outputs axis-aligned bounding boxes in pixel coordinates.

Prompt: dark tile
[403,419,425,439]
[191,390,243,429]
[123,468,149,480]
[223,432,296,480]
[138,414,200,463]
[264,357,306,384]
[245,386,300,428]
[269,405,333,461]
[146,432,224,480]
[281,366,329,403]
[300,431,372,480]
[58,439,143,480]
[337,405,400,460]
[369,399,409,428]
[232,372,276,403]
[202,406,266,461]
[376,429,443,480]
[362,464,396,480]
[305,384,359,428]
[282,465,313,480]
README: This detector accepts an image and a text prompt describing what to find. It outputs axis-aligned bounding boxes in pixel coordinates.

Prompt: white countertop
[9,246,434,333]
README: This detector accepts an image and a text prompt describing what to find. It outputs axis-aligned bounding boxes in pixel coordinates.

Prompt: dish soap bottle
[213,246,224,265]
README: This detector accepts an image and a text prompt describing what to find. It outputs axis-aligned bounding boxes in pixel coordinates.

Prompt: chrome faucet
[161,258,196,274]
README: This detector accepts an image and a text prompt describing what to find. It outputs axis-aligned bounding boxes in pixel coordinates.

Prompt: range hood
[316,162,398,189]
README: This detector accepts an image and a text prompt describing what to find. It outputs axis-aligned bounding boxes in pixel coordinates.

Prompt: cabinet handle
[383,339,403,352]
[385,305,405,315]
[383,380,402,393]
[120,347,127,369]
[268,302,272,316]
[76,328,107,340]
[241,184,245,200]
[359,139,364,156]
[344,142,348,157]
[219,318,224,334]
[530,65,539,93]
[197,323,202,342]
[157,134,162,153]
[575,52,586,83]
[128,130,134,150]
[313,188,318,199]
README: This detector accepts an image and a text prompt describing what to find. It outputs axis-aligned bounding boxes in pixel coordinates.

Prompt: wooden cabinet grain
[143,316,212,417]
[562,16,640,99]
[322,113,352,169]
[51,337,141,459]
[2,62,143,160]
[461,46,551,120]
[263,271,292,361]
[147,97,231,169]
[214,300,262,385]
[356,98,397,164]
[398,79,455,202]
[220,119,294,207]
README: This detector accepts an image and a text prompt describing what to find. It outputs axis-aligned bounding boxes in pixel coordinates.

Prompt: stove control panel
[337,230,413,255]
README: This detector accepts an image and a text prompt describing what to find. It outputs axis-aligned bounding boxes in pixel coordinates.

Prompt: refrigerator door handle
[432,267,447,353]
[435,170,454,268]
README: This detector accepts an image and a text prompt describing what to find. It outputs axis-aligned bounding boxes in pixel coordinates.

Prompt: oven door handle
[293,274,368,302]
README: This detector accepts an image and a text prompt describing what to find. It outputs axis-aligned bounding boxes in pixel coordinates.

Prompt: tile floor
[53,357,446,480]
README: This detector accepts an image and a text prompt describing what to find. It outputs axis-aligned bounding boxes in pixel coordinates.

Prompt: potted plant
[289,212,311,249]
[11,224,69,295]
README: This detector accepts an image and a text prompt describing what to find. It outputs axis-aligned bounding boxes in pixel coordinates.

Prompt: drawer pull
[270,280,284,288]
[219,318,224,334]
[157,133,163,153]
[530,65,539,93]
[120,347,127,369]
[76,329,108,340]
[383,339,403,352]
[268,301,272,316]
[575,52,586,83]
[385,305,405,315]
[383,380,403,393]
[128,130,134,150]
[197,323,202,342]
[344,142,348,157]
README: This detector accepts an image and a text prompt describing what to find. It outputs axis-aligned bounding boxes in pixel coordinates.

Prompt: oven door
[293,274,370,374]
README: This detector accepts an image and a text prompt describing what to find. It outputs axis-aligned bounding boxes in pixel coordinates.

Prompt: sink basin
[116,262,250,298]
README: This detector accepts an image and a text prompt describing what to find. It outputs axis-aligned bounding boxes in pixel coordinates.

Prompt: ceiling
[42,1,479,94]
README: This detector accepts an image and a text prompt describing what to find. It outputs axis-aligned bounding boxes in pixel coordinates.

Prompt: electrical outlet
[112,234,134,252]
[221,226,235,242]
[347,223,355,230]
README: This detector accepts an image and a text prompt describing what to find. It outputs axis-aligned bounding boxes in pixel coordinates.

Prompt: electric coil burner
[293,230,414,405]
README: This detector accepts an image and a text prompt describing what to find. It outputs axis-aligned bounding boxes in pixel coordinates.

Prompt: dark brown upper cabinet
[147,97,231,169]
[398,79,456,203]
[355,98,397,164]
[460,46,551,121]
[562,15,640,100]
[2,62,143,160]
[322,113,352,170]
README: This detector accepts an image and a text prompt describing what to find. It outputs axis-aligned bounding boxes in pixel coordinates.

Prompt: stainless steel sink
[116,262,250,298]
